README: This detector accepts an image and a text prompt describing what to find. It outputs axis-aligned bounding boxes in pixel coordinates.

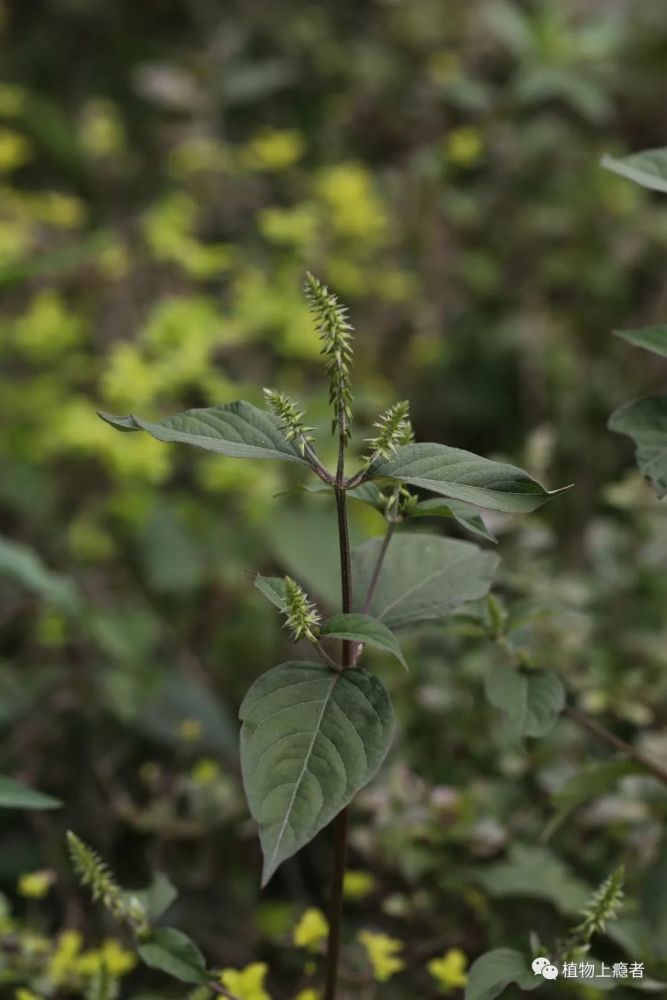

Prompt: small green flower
[263,388,314,455]
[365,401,412,460]
[304,273,353,440]
[282,577,321,642]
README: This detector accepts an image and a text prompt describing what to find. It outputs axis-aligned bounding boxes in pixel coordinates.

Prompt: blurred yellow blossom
[294,990,320,1000]
[445,126,484,167]
[0,128,31,171]
[143,193,233,277]
[15,990,44,1000]
[30,191,86,228]
[258,205,318,248]
[293,908,329,950]
[10,290,84,361]
[168,136,227,177]
[242,128,305,171]
[179,718,203,742]
[79,98,125,157]
[48,930,83,984]
[220,962,271,1000]
[17,870,55,899]
[427,948,469,992]
[316,163,388,243]
[191,758,220,785]
[358,930,405,982]
[343,870,376,900]
[101,343,160,410]
[76,938,137,978]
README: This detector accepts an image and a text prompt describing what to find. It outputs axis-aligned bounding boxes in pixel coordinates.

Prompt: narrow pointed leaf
[319,613,408,669]
[608,396,667,497]
[410,498,496,542]
[253,574,288,611]
[352,534,498,628]
[99,402,309,464]
[484,668,565,740]
[240,662,394,886]
[370,442,568,513]
[614,326,667,358]
[137,927,208,984]
[602,149,667,194]
[0,776,61,810]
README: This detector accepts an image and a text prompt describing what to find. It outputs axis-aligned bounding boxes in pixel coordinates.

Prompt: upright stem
[324,421,353,1000]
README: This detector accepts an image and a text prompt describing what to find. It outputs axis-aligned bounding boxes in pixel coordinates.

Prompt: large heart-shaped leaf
[319,613,408,669]
[0,776,61,811]
[602,149,667,194]
[352,534,498,628]
[240,662,394,886]
[608,396,667,497]
[614,326,667,359]
[484,668,565,740]
[370,443,567,513]
[465,948,542,1000]
[99,402,309,464]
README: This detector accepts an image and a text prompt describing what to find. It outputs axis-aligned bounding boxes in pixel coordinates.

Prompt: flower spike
[304,272,353,441]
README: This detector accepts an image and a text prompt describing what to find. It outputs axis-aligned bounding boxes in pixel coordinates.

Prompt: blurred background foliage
[2,0,667,997]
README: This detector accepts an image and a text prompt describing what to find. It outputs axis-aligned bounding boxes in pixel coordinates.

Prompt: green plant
[91,273,566,999]
[602,147,667,495]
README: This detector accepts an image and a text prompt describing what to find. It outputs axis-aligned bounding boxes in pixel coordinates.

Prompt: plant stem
[564,703,667,785]
[324,417,353,1000]
[361,518,397,614]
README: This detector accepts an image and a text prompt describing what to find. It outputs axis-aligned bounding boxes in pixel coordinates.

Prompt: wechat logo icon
[532,957,559,980]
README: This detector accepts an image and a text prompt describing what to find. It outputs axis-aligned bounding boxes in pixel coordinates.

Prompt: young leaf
[409,498,497,543]
[614,326,667,358]
[370,442,568,513]
[253,574,288,612]
[240,662,394,886]
[464,948,542,1000]
[319,613,408,669]
[484,668,565,740]
[137,928,208,984]
[0,776,61,810]
[608,396,667,497]
[98,402,309,464]
[352,534,498,628]
[601,148,667,194]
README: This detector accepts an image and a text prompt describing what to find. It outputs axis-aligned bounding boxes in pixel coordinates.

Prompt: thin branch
[564,703,667,786]
[361,518,397,615]
[313,641,342,673]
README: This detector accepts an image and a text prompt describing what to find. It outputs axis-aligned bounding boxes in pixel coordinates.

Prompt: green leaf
[0,776,61,810]
[98,401,309,465]
[122,873,178,923]
[465,948,542,1000]
[352,534,498,628]
[602,149,667,194]
[484,668,565,740]
[319,613,408,669]
[0,534,79,611]
[474,844,589,914]
[614,326,667,359]
[240,662,394,886]
[370,442,568,513]
[253,574,288,612]
[543,760,650,841]
[410,498,497,542]
[608,396,667,497]
[137,928,208,984]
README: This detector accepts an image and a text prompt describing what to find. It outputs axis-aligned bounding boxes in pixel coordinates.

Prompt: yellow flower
[76,938,136,978]
[294,991,320,1000]
[427,948,469,992]
[343,870,376,901]
[15,990,44,1000]
[0,127,31,171]
[0,83,26,115]
[191,758,220,785]
[17,870,55,899]
[179,718,203,742]
[48,929,83,985]
[445,126,484,167]
[315,163,387,243]
[358,930,405,983]
[79,98,125,157]
[220,962,271,1000]
[293,908,329,950]
[242,128,305,171]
